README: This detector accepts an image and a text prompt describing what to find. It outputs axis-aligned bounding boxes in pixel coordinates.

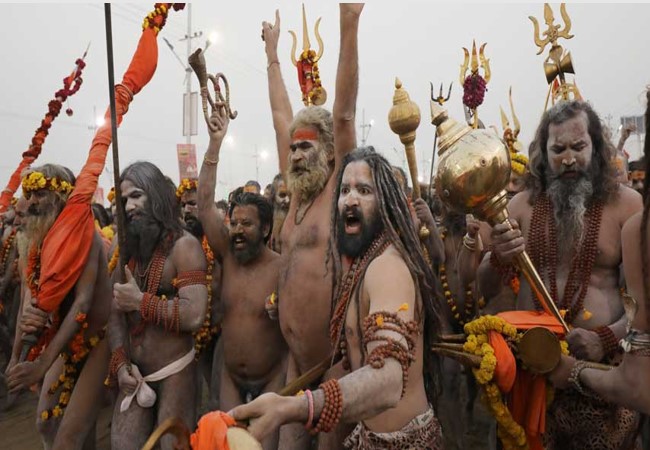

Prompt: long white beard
[547,176,593,262]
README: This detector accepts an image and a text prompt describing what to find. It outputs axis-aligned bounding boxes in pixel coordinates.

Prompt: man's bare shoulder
[173,231,202,250]
[365,245,412,287]
[610,184,643,223]
[507,190,533,222]
[171,232,206,266]
[622,210,643,242]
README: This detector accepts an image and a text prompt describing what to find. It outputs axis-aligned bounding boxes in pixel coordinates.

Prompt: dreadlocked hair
[328,147,445,407]
[641,89,650,325]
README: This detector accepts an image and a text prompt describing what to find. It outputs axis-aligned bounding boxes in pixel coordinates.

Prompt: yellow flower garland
[21,172,73,196]
[463,316,528,450]
[176,178,198,198]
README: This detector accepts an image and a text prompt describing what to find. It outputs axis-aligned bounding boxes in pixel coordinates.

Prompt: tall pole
[185,4,192,146]
[105,4,126,282]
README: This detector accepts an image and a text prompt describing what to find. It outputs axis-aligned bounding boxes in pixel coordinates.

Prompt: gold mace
[388,78,422,199]
[431,100,570,333]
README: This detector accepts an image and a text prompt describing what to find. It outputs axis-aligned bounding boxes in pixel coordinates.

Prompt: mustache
[342,206,362,220]
[27,204,39,216]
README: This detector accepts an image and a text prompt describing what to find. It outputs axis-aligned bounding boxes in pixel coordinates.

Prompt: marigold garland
[21,172,74,196]
[297,49,324,106]
[142,3,186,35]
[176,178,198,198]
[40,318,104,422]
[22,54,86,163]
[463,316,527,450]
[108,246,119,275]
[193,236,219,358]
[107,187,115,203]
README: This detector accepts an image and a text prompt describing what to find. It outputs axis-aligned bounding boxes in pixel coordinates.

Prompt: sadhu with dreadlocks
[549,89,650,416]
[231,148,445,449]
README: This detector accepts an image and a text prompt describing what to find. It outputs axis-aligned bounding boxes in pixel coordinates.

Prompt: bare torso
[510,186,640,329]
[128,241,195,374]
[219,247,286,385]
[279,175,336,374]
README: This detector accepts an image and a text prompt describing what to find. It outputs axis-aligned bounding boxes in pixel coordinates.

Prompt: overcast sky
[1,2,649,203]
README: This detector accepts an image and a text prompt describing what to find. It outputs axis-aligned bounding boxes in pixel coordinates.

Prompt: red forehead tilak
[292,128,318,141]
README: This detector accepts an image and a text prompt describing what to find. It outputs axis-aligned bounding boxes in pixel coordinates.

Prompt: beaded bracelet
[311,379,343,435]
[594,326,619,357]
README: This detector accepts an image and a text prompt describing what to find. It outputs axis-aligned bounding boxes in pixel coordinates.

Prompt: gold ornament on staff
[389,78,422,199]
[529,3,581,109]
[428,81,453,199]
[188,48,238,132]
[460,40,490,129]
[430,100,570,332]
[289,4,326,106]
[388,78,430,238]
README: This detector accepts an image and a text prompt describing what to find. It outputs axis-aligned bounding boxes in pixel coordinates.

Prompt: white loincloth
[120,348,196,413]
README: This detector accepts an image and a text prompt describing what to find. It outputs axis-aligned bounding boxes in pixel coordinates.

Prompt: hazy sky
[1,2,649,203]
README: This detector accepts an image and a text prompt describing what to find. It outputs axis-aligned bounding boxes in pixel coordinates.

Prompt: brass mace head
[388,78,421,146]
[431,100,511,225]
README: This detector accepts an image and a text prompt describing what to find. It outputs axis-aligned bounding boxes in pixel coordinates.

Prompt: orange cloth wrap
[36,28,159,313]
[0,159,32,212]
[190,411,235,450]
[494,311,565,450]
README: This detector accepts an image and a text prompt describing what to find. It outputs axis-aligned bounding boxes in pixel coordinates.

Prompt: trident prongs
[529,3,574,55]
[289,4,324,67]
[430,81,453,106]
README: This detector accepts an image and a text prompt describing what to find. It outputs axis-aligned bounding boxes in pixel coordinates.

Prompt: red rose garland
[462,74,487,110]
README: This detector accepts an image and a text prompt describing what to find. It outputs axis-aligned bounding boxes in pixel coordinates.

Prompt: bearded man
[478,100,643,449]
[261,5,363,447]
[6,164,111,449]
[198,107,286,450]
[231,148,445,449]
[268,173,290,253]
[177,177,222,411]
[548,91,650,415]
[108,161,208,450]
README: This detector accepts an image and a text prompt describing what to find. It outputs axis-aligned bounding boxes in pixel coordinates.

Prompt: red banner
[177,143,198,180]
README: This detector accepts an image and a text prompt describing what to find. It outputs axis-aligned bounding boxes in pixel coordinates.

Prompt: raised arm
[333,4,364,167]
[263,10,294,177]
[197,108,231,261]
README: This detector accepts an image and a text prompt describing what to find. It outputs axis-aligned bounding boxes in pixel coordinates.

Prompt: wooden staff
[105,3,127,283]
